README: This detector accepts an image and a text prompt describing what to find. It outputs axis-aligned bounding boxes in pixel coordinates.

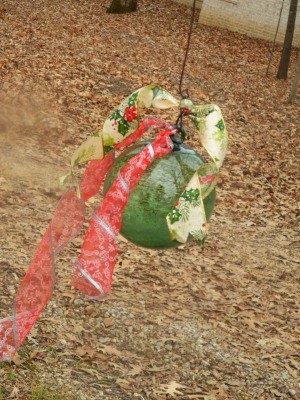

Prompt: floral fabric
[166,103,227,243]
[102,84,178,151]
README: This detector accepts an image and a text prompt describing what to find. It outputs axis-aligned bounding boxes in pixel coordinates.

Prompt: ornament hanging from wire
[0,85,227,361]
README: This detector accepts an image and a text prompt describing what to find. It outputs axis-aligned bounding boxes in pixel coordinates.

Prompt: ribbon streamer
[0,117,174,361]
[0,189,85,361]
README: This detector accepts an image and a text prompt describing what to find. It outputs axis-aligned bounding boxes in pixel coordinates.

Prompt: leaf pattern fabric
[166,102,227,243]
[102,84,178,151]
[191,104,227,168]
[167,172,207,244]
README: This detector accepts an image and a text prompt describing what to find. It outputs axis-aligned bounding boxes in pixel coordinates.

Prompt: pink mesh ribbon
[0,188,85,361]
[0,117,173,361]
[72,127,174,298]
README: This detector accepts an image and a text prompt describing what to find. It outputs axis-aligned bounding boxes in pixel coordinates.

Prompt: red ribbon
[0,117,174,361]
[72,127,174,298]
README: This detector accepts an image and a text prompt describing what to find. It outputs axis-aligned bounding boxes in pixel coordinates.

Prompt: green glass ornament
[103,141,216,249]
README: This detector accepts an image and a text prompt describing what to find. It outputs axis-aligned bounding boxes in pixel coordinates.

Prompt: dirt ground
[0,1,299,399]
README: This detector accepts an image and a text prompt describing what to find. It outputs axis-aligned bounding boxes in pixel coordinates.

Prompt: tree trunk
[288,51,300,102]
[107,0,137,14]
[277,0,298,79]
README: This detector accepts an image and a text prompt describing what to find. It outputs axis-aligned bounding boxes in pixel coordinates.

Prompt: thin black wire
[179,0,197,98]
[266,0,285,76]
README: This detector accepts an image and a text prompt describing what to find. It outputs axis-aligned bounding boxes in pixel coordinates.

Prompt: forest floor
[0,1,299,399]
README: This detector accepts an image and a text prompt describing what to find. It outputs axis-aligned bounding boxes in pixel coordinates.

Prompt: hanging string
[179,0,197,98]
[266,0,285,76]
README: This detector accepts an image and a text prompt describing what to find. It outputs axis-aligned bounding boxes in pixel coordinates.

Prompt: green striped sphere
[103,141,216,249]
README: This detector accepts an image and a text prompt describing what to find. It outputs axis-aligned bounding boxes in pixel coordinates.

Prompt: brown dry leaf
[61,291,77,302]
[214,385,227,399]
[270,388,285,397]
[75,346,87,357]
[226,380,240,387]
[116,378,131,389]
[9,386,19,398]
[103,317,115,328]
[99,345,122,357]
[73,368,103,379]
[146,366,169,372]
[156,381,187,397]
[243,317,256,329]
[127,364,142,376]
[11,353,23,366]
[162,309,178,319]
[284,364,298,379]
[290,359,299,370]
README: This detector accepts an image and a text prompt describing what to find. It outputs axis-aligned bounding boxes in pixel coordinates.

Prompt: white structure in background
[199,0,300,45]
[174,0,300,46]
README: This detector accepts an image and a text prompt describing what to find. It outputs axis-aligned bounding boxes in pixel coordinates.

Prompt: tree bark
[288,51,300,102]
[107,0,137,14]
[276,0,298,79]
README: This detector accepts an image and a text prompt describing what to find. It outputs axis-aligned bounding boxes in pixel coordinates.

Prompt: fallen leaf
[103,317,115,328]
[156,381,187,397]
[127,364,142,376]
[99,345,122,357]
[9,386,19,398]
[11,353,23,366]
[75,346,87,357]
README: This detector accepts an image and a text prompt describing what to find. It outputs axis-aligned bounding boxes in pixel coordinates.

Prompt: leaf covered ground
[0,0,299,399]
